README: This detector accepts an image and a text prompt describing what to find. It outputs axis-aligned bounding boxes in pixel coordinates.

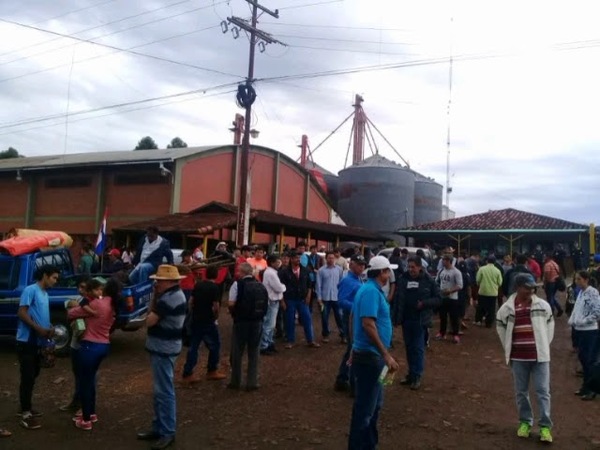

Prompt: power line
[0,20,241,83]
[276,33,416,46]
[0,81,239,130]
[31,0,117,25]
[279,0,343,10]
[0,0,194,59]
[288,43,420,57]
[0,1,230,68]
[0,88,236,138]
[261,21,414,32]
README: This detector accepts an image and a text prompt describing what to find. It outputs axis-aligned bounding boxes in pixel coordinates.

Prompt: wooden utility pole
[225,1,285,246]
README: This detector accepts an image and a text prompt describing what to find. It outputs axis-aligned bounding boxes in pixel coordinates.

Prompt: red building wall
[276,162,305,218]
[0,175,28,232]
[179,152,233,212]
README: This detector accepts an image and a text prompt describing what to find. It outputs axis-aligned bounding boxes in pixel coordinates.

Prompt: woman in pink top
[68,278,120,431]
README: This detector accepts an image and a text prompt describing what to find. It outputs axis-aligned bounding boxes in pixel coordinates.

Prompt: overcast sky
[0,0,598,223]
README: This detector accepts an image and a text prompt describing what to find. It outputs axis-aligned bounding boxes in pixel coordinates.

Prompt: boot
[410,376,422,390]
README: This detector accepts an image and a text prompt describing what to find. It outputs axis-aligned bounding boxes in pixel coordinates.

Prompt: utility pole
[224,1,285,246]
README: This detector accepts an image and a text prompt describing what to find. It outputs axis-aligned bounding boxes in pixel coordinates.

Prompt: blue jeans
[402,319,426,380]
[511,361,552,428]
[77,341,109,421]
[348,351,384,450]
[70,348,81,405]
[577,329,599,393]
[151,354,177,439]
[129,262,156,284]
[285,299,314,344]
[183,323,221,376]
[261,301,280,350]
[544,282,563,314]
[336,311,354,388]
[322,300,345,338]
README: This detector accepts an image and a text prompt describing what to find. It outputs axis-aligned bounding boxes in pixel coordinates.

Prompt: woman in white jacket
[570,271,600,401]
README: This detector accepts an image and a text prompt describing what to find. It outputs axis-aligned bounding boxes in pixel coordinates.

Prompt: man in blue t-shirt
[16,264,59,430]
[348,256,400,450]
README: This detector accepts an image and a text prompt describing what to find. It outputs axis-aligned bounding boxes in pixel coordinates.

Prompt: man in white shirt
[260,255,286,355]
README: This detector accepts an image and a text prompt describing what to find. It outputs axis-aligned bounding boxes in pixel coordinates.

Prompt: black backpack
[234,278,268,322]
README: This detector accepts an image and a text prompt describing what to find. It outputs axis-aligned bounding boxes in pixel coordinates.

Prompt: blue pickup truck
[0,247,152,354]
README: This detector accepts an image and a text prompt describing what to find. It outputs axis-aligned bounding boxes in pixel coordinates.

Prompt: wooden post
[307,232,311,247]
[590,224,596,268]
[335,236,340,248]
[250,224,256,244]
[202,235,208,258]
[279,227,285,254]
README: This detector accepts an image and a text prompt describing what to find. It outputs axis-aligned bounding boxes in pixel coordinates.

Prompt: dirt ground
[1,295,600,450]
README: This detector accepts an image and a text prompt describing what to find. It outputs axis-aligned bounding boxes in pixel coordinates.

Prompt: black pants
[439,298,460,336]
[230,321,262,389]
[17,342,41,412]
[475,295,497,327]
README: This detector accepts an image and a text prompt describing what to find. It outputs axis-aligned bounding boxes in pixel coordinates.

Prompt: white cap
[217,241,227,248]
[367,255,398,271]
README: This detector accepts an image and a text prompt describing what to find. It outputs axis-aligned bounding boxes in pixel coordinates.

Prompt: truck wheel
[51,313,72,357]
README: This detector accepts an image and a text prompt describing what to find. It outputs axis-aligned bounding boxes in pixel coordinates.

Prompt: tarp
[0,229,73,256]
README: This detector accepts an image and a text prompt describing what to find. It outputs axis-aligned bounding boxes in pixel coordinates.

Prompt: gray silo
[323,173,340,210]
[413,174,444,226]
[337,155,415,233]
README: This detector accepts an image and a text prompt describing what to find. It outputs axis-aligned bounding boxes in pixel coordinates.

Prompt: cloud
[0,0,599,226]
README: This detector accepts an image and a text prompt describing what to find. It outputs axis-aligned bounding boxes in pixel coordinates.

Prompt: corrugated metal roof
[346,154,407,170]
[400,208,587,232]
[0,145,222,171]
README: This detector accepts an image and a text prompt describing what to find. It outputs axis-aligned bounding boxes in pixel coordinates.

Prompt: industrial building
[0,144,333,254]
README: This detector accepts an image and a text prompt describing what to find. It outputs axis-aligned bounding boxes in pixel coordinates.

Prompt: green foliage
[167,137,188,149]
[0,147,21,159]
[134,136,158,150]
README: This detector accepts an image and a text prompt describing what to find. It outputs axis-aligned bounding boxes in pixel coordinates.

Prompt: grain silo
[337,154,415,233]
[413,172,443,226]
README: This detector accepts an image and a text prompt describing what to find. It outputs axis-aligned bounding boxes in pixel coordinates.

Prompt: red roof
[403,208,586,232]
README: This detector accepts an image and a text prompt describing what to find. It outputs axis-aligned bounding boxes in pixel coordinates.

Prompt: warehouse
[0,145,333,252]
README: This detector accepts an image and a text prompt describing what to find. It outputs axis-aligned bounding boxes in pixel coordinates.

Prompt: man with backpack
[227,263,269,391]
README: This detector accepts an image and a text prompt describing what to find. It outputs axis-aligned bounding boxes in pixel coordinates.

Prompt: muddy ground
[1,295,600,450]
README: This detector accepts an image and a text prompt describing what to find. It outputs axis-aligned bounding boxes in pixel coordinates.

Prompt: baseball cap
[367,255,398,271]
[350,254,367,265]
[108,249,121,258]
[514,274,538,289]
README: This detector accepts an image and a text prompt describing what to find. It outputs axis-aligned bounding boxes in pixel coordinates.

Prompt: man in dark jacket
[502,254,534,298]
[395,256,441,390]
[279,250,320,349]
[129,226,174,284]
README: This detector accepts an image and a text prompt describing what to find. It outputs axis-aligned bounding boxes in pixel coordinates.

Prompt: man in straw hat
[137,265,186,450]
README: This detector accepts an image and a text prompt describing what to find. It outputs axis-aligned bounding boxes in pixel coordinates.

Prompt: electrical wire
[0,88,236,138]
[0,81,239,130]
[0,1,230,67]
[287,43,420,57]
[0,0,195,59]
[261,22,414,32]
[31,0,117,25]
[0,20,241,83]
[276,34,416,46]
[279,0,343,10]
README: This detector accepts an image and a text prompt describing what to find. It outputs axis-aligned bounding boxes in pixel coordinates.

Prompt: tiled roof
[116,201,385,241]
[402,208,587,232]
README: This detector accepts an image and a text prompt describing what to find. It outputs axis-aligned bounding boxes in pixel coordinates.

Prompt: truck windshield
[0,258,20,290]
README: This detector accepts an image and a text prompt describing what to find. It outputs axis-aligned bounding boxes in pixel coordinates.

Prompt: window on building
[45,177,92,188]
[114,174,169,185]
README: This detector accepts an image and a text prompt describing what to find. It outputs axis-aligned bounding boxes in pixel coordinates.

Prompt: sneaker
[19,415,41,430]
[74,418,93,431]
[17,409,43,418]
[517,422,531,438]
[399,375,413,386]
[206,370,227,381]
[434,333,444,341]
[453,335,460,344]
[539,426,553,443]
[73,414,98,423]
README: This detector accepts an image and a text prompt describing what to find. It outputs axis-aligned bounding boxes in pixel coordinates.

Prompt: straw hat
[149,265,186,280]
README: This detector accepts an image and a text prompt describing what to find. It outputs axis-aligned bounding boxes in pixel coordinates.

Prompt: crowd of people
[6,237,600,449]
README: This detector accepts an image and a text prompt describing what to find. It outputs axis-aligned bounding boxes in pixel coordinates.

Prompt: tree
[134,136,158,150]
[167,137,188,149]
[0,147,22,159]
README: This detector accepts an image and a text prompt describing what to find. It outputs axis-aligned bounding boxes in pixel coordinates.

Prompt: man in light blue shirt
[348,256,400,450]
[16,264,59,430]
[317,251,344,343]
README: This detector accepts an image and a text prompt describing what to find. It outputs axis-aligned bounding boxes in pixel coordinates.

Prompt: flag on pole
[95,208,108,255]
